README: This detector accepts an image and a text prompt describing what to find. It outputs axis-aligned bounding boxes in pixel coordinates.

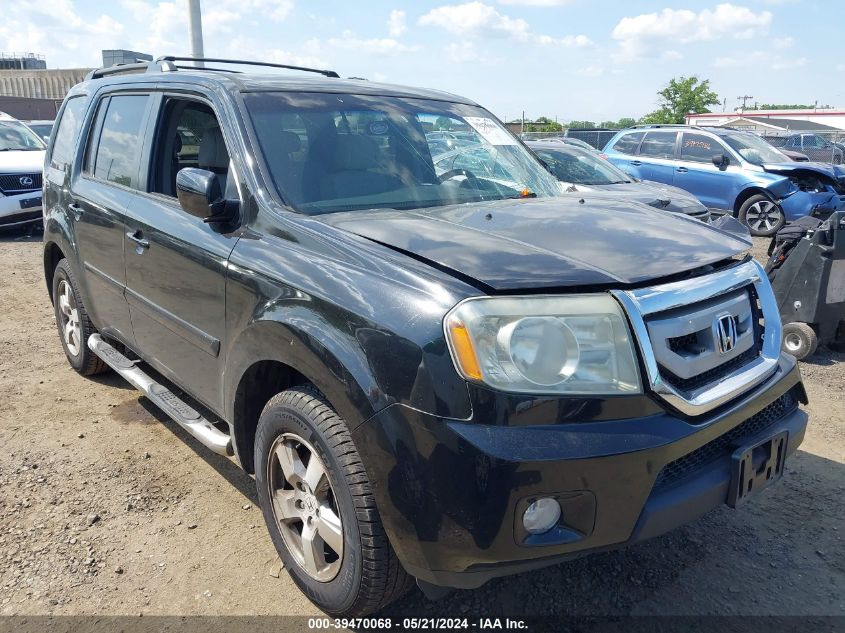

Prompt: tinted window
[680,133,722,163]
[535,148,631,185]
[638,131,677,158]
[91,95,148,189]
[50,97,86,168]
[611,132,644,155]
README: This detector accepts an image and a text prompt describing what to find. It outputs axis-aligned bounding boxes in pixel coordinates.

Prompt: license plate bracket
[20,196,42,210]
[727,431,788,508]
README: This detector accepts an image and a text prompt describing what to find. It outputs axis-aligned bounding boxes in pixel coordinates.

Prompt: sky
[2,0,843,122]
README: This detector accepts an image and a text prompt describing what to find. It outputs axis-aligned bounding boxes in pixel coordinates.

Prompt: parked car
[527,140,711,222]
[779,148,810,162]
[519,135,602,154]
[25,119,55,143]
[781,133,844,164]
[0,112,46,231]
[44,57,808,617]
[603,125,845,236]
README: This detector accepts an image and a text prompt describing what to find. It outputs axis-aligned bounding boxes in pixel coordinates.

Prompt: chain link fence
[754,130,845,164]
[518,130,617,150]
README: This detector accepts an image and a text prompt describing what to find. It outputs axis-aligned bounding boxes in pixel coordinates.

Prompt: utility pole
[521,110,525,136]
[188,0,205,68]
[737,95,753,112]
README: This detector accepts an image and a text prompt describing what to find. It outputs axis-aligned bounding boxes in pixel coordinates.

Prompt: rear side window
[638,131,677,159]
[680,133,720,163]
[611,132,644,155]
[89,95,149,189]
[50,97,87,169]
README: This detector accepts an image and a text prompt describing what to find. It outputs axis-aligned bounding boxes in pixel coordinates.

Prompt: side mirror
[176,168,233,222]
[711,154,729,170]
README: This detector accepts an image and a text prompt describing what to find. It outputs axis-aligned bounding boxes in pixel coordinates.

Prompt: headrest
[198,125,228,170]
[276,130,302,154]
[333,134,379,171]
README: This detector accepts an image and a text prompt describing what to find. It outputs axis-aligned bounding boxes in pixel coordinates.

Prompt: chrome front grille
[612,260,782,416]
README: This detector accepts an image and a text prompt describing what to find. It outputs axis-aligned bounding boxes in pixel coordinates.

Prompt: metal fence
[519,130,617,150]
[754,130,845,164]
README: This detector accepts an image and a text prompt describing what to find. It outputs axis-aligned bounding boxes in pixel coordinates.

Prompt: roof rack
[157,56,339,78]
[85,56,340,82]
[629,123,725,132]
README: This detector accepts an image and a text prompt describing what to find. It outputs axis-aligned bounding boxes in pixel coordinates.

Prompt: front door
[673,132,735,211]
[123,94,240,414]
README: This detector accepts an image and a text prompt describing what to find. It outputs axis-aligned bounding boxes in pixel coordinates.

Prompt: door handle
[126,230,150,250]
[630,160,642,166]
[68,202,83,221]
[676,167,688,173]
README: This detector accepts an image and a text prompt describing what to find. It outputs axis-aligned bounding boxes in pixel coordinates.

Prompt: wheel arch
[733,186,776,217]
[224,319,383,474]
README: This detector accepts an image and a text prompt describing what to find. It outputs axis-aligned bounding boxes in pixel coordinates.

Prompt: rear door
[68,91,153,346]
[122,91,241,414]
[674,132,735,211]
[605,131,644,177]
[635,130,679,185]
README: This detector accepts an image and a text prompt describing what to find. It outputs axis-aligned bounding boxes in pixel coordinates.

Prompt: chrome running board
[88,334,233,456]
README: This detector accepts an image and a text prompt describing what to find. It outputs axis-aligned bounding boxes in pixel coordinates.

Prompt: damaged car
[603,125,845,236]
[527,140,711,222]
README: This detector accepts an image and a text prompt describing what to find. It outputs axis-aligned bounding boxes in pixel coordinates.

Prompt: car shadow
[0,224,42,242]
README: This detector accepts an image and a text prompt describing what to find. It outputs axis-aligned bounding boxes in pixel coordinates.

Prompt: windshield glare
[0,121,46,151]
[245,92,560,215]
[533,147,630,185]
[722,133,788,166]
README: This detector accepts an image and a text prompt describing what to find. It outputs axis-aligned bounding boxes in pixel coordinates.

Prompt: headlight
[444,294,641,395]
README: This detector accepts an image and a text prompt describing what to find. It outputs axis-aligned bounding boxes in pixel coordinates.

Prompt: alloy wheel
[57,280,82,356]
[744,200,783,233]
[267,433,344,582]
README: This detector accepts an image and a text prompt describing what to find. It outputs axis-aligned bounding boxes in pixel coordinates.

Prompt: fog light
[522,497,561,534]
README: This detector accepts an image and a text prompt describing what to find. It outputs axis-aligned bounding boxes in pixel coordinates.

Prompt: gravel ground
[1,230,843,619]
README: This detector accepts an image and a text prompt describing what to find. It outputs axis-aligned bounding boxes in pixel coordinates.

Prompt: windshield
[533,147,631,185]
[0,121,46,151]
[244,92,560,215]
[722,133,788,166]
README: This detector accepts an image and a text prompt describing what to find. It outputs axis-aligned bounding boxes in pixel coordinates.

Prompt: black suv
[43,57,808,616]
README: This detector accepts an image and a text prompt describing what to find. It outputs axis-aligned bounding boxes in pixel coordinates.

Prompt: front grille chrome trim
[611,260,781,416]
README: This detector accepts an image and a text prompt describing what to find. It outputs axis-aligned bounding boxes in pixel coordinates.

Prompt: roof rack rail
[86,59,177,81]
[156,56,340,78]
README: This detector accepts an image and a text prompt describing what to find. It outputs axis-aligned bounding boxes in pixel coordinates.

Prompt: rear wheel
[739,194,785,237]
[51,259,109,375]
[782,322,818,360]
[254,386,413,616]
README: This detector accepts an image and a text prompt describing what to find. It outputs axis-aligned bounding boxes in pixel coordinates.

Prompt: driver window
[680,133,724,163]
[150,98,230,199]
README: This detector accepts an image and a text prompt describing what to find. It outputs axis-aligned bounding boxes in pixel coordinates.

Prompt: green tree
[433,116,453,130]
[641,76,720,124]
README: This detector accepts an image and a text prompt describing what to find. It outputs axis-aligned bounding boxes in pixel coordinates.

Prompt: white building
[686,108,845,130]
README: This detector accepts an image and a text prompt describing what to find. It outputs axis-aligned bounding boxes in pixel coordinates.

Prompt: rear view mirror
[711,154,730,170]
[176,168,235,222]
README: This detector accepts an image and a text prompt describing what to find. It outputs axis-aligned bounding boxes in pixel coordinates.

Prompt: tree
[641,76,720,125]
[433,116,453,130]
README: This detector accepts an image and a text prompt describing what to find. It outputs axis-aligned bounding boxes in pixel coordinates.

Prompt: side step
[88,334,233,456]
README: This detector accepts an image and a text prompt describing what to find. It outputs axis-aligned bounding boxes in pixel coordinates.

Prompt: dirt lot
[1,231,843,619]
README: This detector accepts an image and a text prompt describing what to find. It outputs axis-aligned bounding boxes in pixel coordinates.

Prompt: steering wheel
[438,168,482,190]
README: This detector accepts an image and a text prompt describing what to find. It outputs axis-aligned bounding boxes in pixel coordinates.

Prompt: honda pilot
[43,57,808,616]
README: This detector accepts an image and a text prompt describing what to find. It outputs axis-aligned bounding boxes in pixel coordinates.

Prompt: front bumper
[0,190,42,228]
[780,190,845,221]
[352,354,806,589]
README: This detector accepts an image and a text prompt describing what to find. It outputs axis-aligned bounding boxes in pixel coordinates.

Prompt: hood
[572,180,706,215]
[317,197,749,291]
[0,149,45,173]
[762,161,845,180]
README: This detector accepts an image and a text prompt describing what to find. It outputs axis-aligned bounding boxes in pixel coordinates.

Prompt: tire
[254,386,413,616]
[51,259,109,376]
[738,194,785,237]
[781,322,818,360]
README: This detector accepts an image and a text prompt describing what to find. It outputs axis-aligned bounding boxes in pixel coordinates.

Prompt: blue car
[603,125,845,236]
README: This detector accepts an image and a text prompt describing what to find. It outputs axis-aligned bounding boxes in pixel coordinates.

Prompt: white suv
[0,112,46,230]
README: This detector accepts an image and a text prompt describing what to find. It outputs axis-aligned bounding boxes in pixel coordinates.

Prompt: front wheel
[254,386,413,616]
[739,194,785,237]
